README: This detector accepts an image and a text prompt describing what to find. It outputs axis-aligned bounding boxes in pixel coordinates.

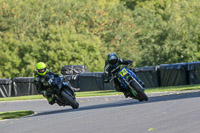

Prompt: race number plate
[119,68,128,77]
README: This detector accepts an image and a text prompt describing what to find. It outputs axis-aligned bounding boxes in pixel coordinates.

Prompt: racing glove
[47,78,57,86]
[41,90,47,97]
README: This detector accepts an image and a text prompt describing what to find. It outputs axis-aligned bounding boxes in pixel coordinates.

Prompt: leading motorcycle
[109,64,148,102]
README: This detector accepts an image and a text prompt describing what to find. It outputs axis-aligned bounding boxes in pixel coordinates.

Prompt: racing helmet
[36,62,47,76]
[107,52,119,67]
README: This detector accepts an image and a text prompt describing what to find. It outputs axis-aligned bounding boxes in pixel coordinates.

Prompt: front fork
[122,75,145,98]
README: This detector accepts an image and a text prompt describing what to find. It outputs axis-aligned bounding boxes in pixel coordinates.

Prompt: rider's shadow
[31,91,200,117]
[148,91,200,103]
[31,99,137,117]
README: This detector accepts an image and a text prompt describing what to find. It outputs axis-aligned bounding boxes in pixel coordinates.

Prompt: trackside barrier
[0,79,12,97]
[188,61,200,85]
[78,72,104,91]
[134,66,160,88]
[160,63,189,87]
[1,62,200,97]
[12,77,38,96]
[63,75,80,90]
[61,65,89,75]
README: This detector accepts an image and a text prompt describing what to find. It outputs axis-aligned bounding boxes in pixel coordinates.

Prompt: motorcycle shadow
[147,91,200,103]
[31,100,137,117]
[32,91,200,117]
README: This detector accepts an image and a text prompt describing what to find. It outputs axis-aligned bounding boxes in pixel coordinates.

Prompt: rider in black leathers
[104,52,144,98]
[34,62,61,105]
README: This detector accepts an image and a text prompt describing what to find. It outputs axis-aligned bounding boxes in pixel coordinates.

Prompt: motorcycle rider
[34,62,60,105]
[104,52,144,98]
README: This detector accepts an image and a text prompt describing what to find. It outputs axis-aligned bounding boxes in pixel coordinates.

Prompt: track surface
[0,91,200,133]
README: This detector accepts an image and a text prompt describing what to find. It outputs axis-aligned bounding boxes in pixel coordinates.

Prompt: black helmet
[107,52,118,67]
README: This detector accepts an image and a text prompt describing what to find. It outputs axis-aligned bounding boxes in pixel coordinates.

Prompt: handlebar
[110,63,132,73]
[126,63,132,68]
[109,63,132,82]
[111,65,120,73]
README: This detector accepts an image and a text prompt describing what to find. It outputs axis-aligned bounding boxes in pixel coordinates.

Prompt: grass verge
[145,84,200,93]
[0,110,34,120]
[0,84,200,102]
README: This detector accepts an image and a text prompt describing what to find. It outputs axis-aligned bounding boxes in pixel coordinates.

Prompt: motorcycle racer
[104,52,144,98]
[34,62,60,105]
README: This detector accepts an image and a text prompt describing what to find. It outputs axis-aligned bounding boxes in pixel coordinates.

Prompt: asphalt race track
[0,90,200,133]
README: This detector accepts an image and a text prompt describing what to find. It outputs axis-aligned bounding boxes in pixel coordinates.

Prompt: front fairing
[53,77,74,95]
[62,82,75,96]
[117,67,139,88]
[53,77,63,89]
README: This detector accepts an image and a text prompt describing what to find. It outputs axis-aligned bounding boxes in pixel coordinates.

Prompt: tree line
[0,0,199,78]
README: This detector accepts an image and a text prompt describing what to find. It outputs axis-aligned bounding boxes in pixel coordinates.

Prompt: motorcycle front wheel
[61,90,79,109]
[130,81,148,101]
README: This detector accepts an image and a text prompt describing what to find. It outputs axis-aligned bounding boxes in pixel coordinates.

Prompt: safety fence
[1,62,200,97]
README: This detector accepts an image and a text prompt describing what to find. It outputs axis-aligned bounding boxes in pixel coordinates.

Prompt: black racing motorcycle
[45,75,79,109]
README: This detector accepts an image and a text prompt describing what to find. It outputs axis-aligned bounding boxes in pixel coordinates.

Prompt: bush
[0,0,136,78]
[132,0,200,66]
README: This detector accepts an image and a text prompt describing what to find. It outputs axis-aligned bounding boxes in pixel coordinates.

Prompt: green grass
[0,95,45,101]
[0,110,34,120]
[145,84,200,93]
[0,84,200,102]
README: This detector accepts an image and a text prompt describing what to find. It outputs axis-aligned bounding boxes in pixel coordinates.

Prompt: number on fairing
[119,68,128,77]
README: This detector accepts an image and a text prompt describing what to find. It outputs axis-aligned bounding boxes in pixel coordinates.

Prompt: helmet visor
[109,59,117,65]
[37,68,46,73]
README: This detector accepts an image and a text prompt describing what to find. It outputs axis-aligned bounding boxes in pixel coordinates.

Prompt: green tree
[132,0,200,66]
[0,0,138,78]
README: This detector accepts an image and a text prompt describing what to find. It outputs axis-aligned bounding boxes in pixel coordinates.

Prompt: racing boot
[123,91,132,98]
[47,94,55,105]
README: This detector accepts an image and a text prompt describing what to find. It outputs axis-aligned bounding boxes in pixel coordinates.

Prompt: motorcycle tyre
[61,91,79,109]
[130,81,148,101]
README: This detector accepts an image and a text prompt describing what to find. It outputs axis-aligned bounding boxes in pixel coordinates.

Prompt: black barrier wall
[78,72,104,91]
[61,65,89,91]
[1,62,200,97]
[188,61,200,85]
[134,66,160,88]
[0,79,12,97]
[104,82,115,90]
[12,77,38,96]
[160,63,189,86]
[61,65,89,75]
[63,75,80,89]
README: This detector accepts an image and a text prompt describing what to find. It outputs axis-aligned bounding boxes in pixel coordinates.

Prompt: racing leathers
[34,69,60,105]
[104,58,144,98]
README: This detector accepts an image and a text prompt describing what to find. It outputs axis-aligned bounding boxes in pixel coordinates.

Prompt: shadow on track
[32,99,136,117]
[148,91,200,103]
[31,91,200,117]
